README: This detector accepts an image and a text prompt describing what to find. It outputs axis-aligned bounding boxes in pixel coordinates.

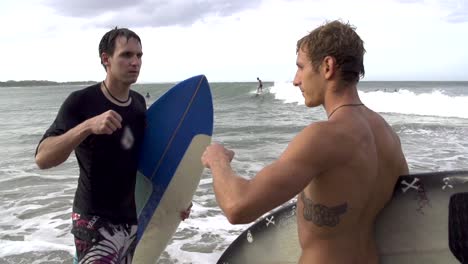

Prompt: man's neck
[102,78,132,106]
[323,82,361,117]
[105,78,131,96]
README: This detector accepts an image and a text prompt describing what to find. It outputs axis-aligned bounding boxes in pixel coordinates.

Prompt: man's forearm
[211,161,251,223]
[35,121,92,169]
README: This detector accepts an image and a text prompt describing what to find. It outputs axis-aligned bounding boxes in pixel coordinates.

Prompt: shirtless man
[201,20,408,263]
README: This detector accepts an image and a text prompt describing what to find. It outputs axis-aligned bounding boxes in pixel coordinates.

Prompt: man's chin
[124,77,139,85]
[305,100,321,108]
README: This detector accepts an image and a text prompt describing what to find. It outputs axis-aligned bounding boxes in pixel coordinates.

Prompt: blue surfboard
[133,75,213,263]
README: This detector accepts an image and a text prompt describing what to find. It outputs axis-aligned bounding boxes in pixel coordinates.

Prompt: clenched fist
[201,142,235,168]
[87,110,123,135]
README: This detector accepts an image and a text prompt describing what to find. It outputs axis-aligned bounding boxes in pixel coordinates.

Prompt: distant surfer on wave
[256,77,263,94]
[202,20,408,264]
[35,27,191,264]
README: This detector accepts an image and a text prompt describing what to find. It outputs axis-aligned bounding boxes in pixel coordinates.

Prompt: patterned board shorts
[71,213,138,264]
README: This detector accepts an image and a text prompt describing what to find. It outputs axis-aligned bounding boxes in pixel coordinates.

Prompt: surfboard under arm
[217,171,468,264]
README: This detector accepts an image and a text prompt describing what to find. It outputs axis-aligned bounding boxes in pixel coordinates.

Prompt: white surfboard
[218,171,468,263]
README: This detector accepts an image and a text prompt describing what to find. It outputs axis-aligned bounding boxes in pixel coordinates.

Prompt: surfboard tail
[135,172,154,217]
[134,134,211,263]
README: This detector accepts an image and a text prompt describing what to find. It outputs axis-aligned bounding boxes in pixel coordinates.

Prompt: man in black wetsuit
[35,27,190,264]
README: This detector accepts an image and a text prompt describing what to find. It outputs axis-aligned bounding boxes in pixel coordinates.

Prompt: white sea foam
[360,89,468,118]
[270,82,468,119]
[165,213,248,263]
[269,82,305,105]
[0,214,74,258]
[0,240,74,258]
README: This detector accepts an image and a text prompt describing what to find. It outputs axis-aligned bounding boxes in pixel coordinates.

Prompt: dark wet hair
[296,20,366,84]
[98,27,142,70]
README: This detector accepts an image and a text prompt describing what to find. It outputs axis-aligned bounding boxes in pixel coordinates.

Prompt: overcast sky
[1,0,467,82]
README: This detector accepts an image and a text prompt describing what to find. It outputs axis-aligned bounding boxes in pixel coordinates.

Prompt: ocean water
[0,81,467,263]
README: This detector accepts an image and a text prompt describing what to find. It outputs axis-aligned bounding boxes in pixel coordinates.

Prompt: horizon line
[2,79,468,85]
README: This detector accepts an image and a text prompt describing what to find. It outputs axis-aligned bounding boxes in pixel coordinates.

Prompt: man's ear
[101,53,110,67]
[322,56,337,80]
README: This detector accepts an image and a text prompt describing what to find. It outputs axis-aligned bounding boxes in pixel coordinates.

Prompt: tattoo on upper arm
[300,192,348,227]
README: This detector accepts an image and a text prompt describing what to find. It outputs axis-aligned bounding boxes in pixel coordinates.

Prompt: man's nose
[293,75,300,86]
[131,55,141,65]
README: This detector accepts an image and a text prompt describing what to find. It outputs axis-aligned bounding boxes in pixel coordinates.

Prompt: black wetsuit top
[37,83,146,224]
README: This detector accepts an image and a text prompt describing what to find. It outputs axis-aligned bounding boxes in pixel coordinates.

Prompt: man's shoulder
[299,121,342,139]
[130,90,146,106]
[62,83,101,107]
[130,89,144,99]
[280,121,350,175]
[287,122,339,155]
[292,121,356,158]
[69,83,100,97]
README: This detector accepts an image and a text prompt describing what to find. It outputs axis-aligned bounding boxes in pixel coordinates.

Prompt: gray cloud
[43,0,136,17]
[445,10,468,23]
[442,1,468,23]
[394,0,423,3]
[43,0,263,27]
